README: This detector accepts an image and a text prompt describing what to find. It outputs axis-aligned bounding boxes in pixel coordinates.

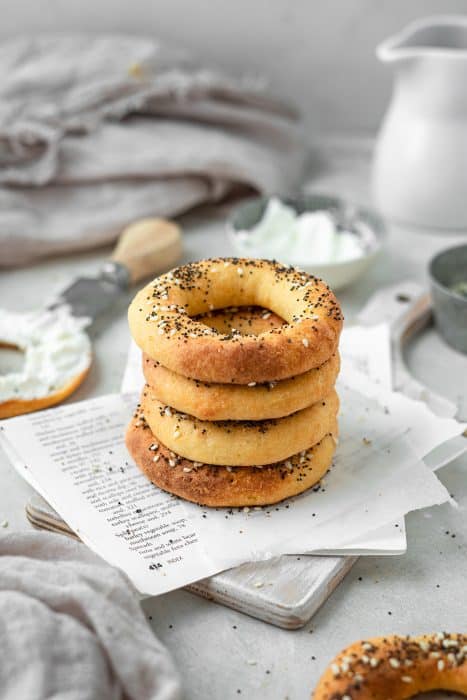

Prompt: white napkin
[0,35,303,266]
[0,531,181,700]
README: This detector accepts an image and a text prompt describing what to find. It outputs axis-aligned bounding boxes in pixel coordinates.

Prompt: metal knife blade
[47,261,130,321]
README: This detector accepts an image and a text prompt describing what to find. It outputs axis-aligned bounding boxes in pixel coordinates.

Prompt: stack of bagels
[126,258,343,507]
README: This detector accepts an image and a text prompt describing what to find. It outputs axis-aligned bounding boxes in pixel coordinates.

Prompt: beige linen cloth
[0,532,181,700]
[0,35,303,266]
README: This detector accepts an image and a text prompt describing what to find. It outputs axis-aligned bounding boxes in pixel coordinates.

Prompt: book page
[0,394,218,595]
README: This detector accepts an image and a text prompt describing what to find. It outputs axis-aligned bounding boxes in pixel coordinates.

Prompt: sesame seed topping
[401,676,413,683]
[136,258,344,393]
[389,658,400,668]
[442,639,459,649]
[302,338,309,347]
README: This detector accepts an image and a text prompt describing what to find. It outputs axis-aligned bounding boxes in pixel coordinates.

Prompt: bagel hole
[195,305,286,335]
[0,343,25,375]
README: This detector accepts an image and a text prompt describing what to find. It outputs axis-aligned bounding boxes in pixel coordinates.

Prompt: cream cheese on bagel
[0,307,91,408]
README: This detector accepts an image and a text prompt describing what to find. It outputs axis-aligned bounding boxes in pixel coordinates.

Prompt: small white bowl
[228,194,386,291]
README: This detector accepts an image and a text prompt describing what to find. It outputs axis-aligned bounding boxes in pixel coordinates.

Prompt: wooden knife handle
[111,218,183,283]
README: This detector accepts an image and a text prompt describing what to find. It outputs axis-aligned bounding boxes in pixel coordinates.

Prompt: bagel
[313,633,467,700]
[128,258,343,383]
[0,308,91,419]
[126,415,336,507]
[144,353,340,421]
[140,387,339,466]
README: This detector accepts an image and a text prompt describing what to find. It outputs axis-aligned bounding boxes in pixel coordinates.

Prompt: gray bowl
[429,244,467,354]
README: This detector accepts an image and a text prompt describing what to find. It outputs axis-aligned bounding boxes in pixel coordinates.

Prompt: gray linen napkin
[0,532,181,700]
[0,35,304,266]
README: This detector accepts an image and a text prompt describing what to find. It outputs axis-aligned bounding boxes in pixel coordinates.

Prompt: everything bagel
[313,633,467,699]
[126,415,336,507]
[143,353,340,421]
[140,387,339,466]
[128,258,343,384]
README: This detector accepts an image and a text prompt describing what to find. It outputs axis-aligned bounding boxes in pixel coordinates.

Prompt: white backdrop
[2,0,467,134]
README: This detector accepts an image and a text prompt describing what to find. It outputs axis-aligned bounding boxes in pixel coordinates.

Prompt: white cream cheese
[0,307,91,403]
[235,197,366,265]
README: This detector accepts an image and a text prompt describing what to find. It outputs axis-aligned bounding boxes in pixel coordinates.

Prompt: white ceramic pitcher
[372,16,467,230]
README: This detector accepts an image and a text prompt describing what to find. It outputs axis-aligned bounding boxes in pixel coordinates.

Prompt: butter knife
[48,218,182,321]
